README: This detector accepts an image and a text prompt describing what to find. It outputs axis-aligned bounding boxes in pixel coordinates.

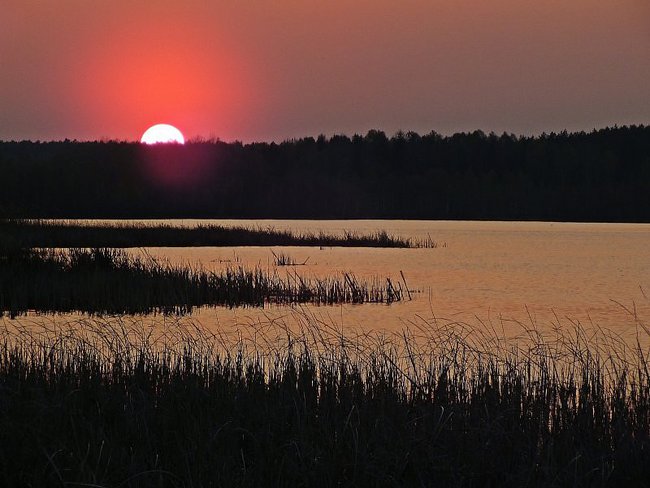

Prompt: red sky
[1,1,649,142]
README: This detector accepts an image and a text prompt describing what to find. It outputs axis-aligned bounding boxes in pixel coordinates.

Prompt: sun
[140,124,185,144]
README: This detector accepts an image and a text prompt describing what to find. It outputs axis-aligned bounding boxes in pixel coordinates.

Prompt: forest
[1,125,648,221]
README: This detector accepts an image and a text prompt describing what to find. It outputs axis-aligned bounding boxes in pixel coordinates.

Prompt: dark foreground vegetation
[1,125,649,221]
[0,248,405,317]
[0,317,648,487]
[0,219,436,248]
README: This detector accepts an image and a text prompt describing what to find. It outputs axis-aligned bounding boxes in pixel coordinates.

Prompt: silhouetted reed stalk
[0,248,404,317]
[0,309,648,486]
[0,219,441,248]
[271,249,309,266]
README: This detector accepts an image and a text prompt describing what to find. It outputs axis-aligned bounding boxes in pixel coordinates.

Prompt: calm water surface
[129,220,650,341]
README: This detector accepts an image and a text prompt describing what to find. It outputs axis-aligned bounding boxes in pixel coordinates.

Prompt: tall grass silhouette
[0,311,648,486]
[0,248,405,316]
[1,219,441,248]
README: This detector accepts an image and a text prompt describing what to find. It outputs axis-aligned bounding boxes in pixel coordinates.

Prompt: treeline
[1,125,649,221]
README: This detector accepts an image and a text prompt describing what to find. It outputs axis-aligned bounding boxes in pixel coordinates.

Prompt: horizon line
[0,123,648,145]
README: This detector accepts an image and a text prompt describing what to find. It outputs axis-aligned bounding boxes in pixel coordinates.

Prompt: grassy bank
[0,248,405,317]
[0,316,648,487]
[0,219,440,248]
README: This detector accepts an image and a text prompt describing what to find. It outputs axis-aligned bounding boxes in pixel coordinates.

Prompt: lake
[110,219,650,345]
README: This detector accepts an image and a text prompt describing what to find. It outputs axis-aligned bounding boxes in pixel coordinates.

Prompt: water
[125,220,650,342]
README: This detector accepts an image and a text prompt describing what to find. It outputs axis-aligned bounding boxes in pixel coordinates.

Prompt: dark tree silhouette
[0,125,649,221]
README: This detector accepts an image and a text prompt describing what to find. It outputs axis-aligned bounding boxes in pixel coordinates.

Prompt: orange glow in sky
[76,15,255,143]
[1,1,648,142]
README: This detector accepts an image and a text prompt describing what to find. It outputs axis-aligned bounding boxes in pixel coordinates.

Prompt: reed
[271,249,307,266]
[0,219,441,248]
[0,247,403,317]
[0,313,648,487]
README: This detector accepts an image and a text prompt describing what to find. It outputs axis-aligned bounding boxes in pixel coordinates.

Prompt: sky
[1,0,649,142]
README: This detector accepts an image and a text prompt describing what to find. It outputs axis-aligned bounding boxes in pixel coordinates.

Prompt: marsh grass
[0,311,649,487]
[0,219,441,248]
[271,249,309,266]
[0,248,404,317]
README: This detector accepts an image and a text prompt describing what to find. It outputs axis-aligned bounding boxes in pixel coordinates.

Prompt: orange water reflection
[128,220,650,345]
[11,220,650,349]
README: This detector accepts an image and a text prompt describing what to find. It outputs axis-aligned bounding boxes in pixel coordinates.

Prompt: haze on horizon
[1,0,648,143]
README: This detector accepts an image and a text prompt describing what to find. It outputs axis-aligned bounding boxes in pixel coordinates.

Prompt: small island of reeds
[0,219,441,249]
[0,247,407,317]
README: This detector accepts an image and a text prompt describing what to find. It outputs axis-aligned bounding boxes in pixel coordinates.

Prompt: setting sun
[140,124,185,144]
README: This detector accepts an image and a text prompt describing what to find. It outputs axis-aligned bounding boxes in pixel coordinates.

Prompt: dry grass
[0,309,648,486]
[0,219,442,248]
[0,247,405,317]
